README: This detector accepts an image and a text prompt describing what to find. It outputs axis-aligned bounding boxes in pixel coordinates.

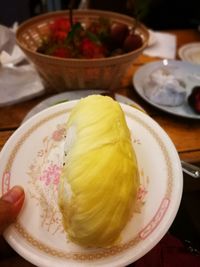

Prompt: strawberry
[79,38,106,59]
[50,18,72,43]
[52,31,68,42]
[51,47,72,58]
[50,18,71,33]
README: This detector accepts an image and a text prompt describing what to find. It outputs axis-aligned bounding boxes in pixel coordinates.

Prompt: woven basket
[16,9,149,92]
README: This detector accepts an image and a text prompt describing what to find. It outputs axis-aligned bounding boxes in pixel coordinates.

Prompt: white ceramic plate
[133,59,200,119]
[0,101,183,267]
[178,43,200,64]
[22,90,145,122]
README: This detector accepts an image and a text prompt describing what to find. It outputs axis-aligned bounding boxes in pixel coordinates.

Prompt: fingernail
[2,186,24,204]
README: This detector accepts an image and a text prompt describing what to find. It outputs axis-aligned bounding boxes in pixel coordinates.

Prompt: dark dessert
[188,86,200,114]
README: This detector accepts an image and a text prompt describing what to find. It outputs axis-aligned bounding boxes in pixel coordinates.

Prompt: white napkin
[0,24,43,106]
[143,31,177,59]
[0,65,45,106]
[0,45,25,65]
[0,25,15,54]
[0,24,25,65]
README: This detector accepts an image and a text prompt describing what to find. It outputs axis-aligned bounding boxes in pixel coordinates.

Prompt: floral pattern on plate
[0,102,182,267]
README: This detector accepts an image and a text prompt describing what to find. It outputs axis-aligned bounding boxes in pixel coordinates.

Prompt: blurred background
[1,0,200,30]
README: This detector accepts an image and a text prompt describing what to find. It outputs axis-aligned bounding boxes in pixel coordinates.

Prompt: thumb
[0,186,25,234]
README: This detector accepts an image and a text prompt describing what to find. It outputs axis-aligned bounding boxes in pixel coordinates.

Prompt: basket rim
[16,9,149,63]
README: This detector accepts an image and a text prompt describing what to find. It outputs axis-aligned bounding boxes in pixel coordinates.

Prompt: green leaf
[86,31,101,44]
[66,22,83,43]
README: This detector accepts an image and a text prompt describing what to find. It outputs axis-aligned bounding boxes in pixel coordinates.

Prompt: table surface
[1,29,200,164]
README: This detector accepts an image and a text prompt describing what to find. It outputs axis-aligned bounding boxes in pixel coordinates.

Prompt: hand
[0,186,25,234]
[0,187,35,266]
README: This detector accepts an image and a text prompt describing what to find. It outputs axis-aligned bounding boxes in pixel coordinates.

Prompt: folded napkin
[0,24,25,65]
[0,24,43,106]
[144,31,177,59]
[0,65,45,106]
[0,25,15,54]
[0,45,25,65]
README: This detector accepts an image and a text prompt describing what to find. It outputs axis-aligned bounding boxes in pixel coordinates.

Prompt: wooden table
[0,29,200,266]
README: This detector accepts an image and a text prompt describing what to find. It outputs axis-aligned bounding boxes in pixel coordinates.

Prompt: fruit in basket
[16,10,149,90]
[110,22,129,47]
[123,32,143,52]
[37,15,144,59]
[188,86,200,114]
[58,95,139,247]
[79,37,107,59]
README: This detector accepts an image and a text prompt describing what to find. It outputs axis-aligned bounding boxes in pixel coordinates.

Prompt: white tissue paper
[0,24,44,106]
[0,24,25,65]
[0,65,45,106]
[143,67,187,106]
[144,31,177,59]
[0,25,16,55]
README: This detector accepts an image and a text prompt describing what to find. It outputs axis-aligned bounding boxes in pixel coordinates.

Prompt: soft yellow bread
[58,95,139,247]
